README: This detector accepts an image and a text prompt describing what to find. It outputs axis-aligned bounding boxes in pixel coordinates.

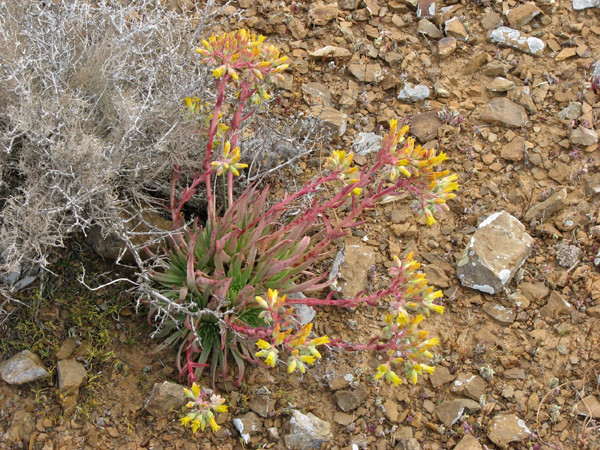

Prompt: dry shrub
[0,0,323,322]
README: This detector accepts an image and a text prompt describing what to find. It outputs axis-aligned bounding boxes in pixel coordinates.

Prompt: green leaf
[238,307,265,328]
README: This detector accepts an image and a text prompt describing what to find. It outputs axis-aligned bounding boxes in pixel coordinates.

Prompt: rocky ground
[2,0,600,448]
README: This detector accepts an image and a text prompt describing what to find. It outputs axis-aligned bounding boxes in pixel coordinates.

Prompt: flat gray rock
[143,381,187,418]
[57,359,87,396]
[487,414,532,447]
[457,211,534,294]
[0,350,50,385]
[479,98,528,128]
[284,410,332,450]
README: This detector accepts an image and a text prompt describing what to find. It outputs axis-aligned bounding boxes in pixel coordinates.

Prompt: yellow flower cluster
[254,290,330,373]
[196,29,289,89]
[210,141,248,177]
[324,150,362,196]
[180,383,228,433]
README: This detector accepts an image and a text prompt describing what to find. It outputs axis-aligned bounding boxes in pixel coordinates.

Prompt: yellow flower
[424,209,436,226]
[388,370,403,386]
[264,351,276,367]
[429,303,445,314]
[191,417,202,433]
[287,358,297,373]
[208,414,220,432]
[307,335,330,346]
[415,364,435,374]
[213,404,228,413]
[299,355,316,365]
[255,339,271,350]
[191,383,200,398]
[180,414,193,426]
[374,364,388,380]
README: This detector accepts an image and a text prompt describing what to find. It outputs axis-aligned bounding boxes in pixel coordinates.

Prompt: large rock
[479,98,528,128]
[57,359,87,396]
[0,350,50,385]
[506,3,541,28]
[489,27,545,55]
[334,383,368,412]
[233,412,263,445]
[397,83,430,102]
[570,126,598,146]
[457,211,534,294]
[143,381,187,417]
[330,237,377,298]
[284,410,332,449]
[487,414,532,447]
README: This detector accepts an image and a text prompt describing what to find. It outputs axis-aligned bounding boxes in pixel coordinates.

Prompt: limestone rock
[284,410,332,450]
[143,381,187,418]
[0,350,50,385]
[487,414,532,447]
[524,188,567,222]
[457,211,534,294]
[308,105,348,137]
[57,359,87,396]
[490,27,545,55]
[479,98,528,128]
[573,0,600,9]
[309,46,351,58]
[397,83,430,102]
[353,132,382,155]
[417,0,435,18]
[429,366,455,388]
[435,399,481,427]
[437,37,457,57]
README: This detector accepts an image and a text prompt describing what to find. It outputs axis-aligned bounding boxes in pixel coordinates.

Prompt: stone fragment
[503,367,526,379]
[143,381,187,418]
[451,374,486,401]
[435,399,481,427]
[309,4,338,25]
[575,395,600,418]
[558,102,582,120]
[520,282,549,302]
[274,73,293,91]
[330,236,376,297]
[573,0,600,9]
[570,126,598,146]
[483,302,516,326]
[383,399,400,422]
[287,18,307,40]
[540,291,573,318]
[56,337,79,360]
[429,366,455,388]
[555,243,582,268]
[555,47,577,61]
[353,132,382,155]
[524,188,567,222]
[457,211,534,295]
[233,412,263,445]
[584,173,600,196]
[479,98,528,128]
[333,411,354,425]
[5,410,35,444]
[248,395,277,418]
[437,37,457,56]
[309,46,352,58]
[417,19,442,38]
[445,17,468,40]
[423,264,450,288]
[455,434,483,450]
[57,359,87,396]
[490,27,545,55]
[481,12,502,30]
[506,3,541,28]
[301,82,333,107]
[417,0,435,18]
[0,350,50,385]
[487,77,515,92]
[284,410,332,450]
[397,83,430,102]
[483,60,510,77]
[308,105,348,137]
[501,137,525,161]
[487,414,532,447]
[334,384,368,412]
[410,112,442,143]
[348,62,383,83]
